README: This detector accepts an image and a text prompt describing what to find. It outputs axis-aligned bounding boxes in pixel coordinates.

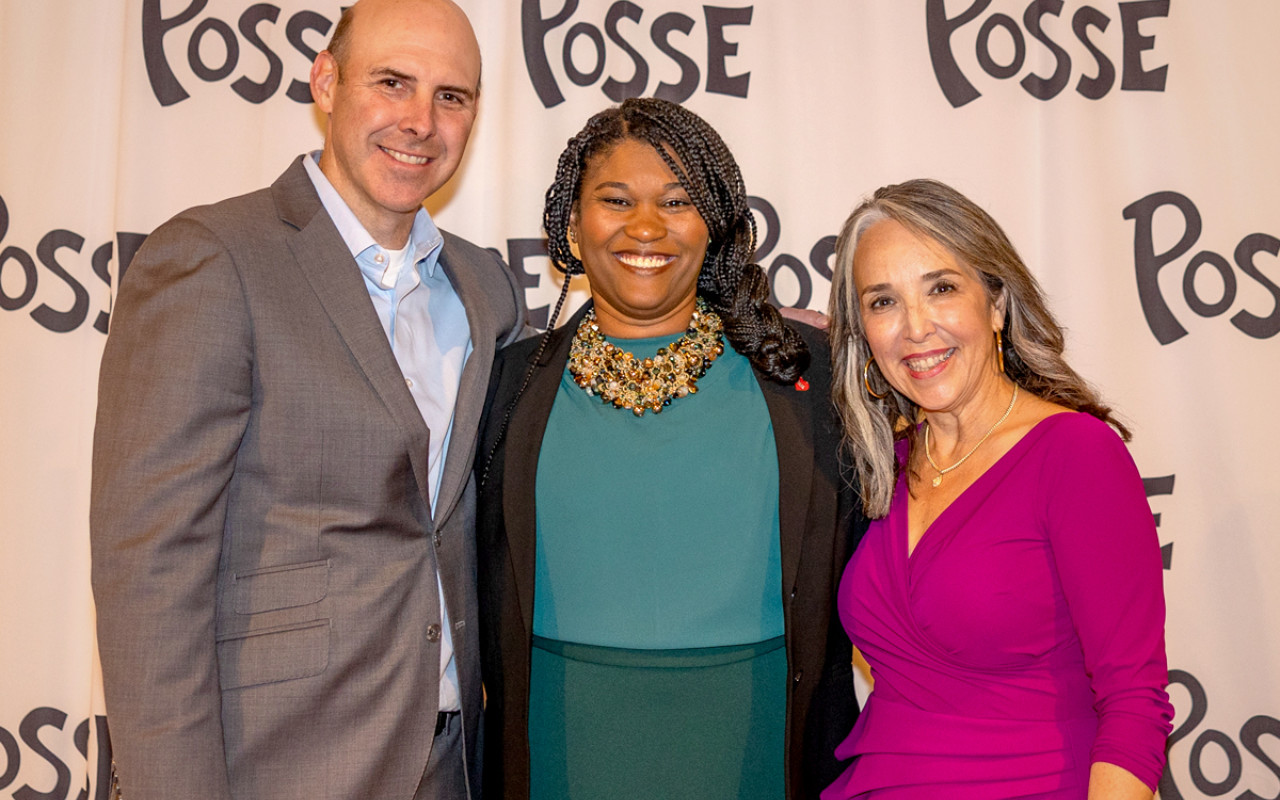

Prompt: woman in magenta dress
[823,179,1173,799]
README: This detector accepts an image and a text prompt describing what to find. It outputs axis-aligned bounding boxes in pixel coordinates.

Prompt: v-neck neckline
[904,412,1077,563]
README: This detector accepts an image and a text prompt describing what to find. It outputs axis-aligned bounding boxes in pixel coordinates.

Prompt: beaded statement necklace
[568,298,725,417]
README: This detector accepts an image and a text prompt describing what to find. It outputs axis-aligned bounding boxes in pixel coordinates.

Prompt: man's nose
[401,95,437,138]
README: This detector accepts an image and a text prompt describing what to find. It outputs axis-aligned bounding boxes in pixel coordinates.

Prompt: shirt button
[433,532,442,548]
[426,624,441,642]
[405,378,414,388]
[375,252,385,263]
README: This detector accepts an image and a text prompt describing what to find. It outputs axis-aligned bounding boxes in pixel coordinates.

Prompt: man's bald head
[327,0,481,87]
[309,0,483,245]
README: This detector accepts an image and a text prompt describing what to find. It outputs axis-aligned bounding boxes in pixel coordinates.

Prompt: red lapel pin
[794,377,809,392]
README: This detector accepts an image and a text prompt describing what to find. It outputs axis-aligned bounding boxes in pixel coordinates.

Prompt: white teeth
[383,148,429,165]
[617,253,672,268]
[906,349,954,371]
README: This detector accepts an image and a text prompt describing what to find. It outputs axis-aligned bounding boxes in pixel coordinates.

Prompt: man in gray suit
[90,1,525,797]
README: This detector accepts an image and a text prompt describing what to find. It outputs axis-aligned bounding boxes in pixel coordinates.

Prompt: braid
[546,97,808,383]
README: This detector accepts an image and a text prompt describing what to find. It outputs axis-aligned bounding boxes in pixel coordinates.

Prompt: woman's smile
[904,347,957,376]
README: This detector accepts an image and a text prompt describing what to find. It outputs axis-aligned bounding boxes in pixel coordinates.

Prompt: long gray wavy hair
[829,179,1129,518]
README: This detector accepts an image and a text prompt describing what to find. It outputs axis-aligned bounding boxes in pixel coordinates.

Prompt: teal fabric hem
[531,634,786,669]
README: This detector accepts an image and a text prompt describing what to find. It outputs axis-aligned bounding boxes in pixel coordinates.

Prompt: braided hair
[480,98,807,489]
[544,97,809,383]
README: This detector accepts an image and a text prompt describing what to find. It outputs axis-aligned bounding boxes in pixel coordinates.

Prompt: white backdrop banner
[1,1,1276,798]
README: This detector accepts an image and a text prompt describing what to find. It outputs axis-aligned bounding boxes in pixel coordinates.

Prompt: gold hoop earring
[995,330,1005,374]
[863,357,889,400]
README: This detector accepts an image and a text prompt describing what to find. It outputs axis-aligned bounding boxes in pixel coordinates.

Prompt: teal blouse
[530,331,786,799]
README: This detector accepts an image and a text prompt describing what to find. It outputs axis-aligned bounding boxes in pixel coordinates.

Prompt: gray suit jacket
[90,157,526,800]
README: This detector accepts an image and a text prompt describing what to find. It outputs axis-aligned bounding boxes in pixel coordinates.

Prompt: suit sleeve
[1042,416,1174,792]
[91,214,250,800]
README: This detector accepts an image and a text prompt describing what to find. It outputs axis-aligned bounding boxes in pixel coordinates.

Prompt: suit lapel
[433,238,497,525]
[503,304,586,634]
[273,159,436,523]
[756,369,815,596]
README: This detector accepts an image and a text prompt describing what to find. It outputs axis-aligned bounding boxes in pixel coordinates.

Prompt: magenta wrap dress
[823,413,1173,799]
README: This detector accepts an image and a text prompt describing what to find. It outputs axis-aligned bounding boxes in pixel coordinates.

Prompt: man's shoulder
[437,229,529,335]
[171,186,274,229]
[154,157,310,238]
[153,162,298,236]
[439,229,502,270]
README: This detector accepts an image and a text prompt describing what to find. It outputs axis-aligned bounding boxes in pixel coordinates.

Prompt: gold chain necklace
[924,385,1019,487]
[568,298,725,417]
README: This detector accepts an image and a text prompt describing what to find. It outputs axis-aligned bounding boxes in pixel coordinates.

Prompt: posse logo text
[0,195,145,336]
[523,0,754,108]
[927,0,1170,107]
[1125,191,1280,344]
[0,708,111,800]
[1160,670,1280,799]
[142,0,337,106]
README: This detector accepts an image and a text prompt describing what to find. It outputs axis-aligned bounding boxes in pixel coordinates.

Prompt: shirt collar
[302,151,444,277]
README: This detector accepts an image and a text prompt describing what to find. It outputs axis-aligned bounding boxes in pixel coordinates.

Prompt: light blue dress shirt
[303,152,469,711]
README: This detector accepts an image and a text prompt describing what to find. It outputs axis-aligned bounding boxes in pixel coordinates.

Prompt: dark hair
[479,98,808,489]
[544,96,808,383]
[829,178,1130,517]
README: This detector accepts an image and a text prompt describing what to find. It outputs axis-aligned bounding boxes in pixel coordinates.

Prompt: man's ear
[311,51,338,114]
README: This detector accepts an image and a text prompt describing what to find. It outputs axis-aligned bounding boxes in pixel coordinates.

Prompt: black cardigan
[476,303,866,799]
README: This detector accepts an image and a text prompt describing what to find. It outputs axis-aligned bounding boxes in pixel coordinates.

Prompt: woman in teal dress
[476,98,864,800]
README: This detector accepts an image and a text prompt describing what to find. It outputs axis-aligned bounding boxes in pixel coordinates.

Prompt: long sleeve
[90,213,250,800]
[1041,415,1174,791]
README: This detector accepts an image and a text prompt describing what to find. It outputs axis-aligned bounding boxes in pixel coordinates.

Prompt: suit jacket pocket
[216,618,330,690]
[232,558,330,614]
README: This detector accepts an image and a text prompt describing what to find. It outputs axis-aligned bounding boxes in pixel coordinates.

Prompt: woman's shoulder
[1021,408,1135,481]
[785,318,833,385]
[787,317,831,354]
[1033,408,1123,445]
[495,329,548,366]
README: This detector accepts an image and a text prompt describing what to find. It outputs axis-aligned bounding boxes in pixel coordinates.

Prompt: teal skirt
[529,635,787,800]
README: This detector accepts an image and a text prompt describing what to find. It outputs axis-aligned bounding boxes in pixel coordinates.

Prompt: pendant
[931,475,943,488]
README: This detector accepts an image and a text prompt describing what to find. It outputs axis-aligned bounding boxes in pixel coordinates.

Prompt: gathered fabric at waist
[823,695,1096,799]
[531,633,785,669]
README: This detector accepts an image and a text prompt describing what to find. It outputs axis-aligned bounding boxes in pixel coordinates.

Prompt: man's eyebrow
[437,83,477,102]
[369,66,415,83]
[368,68,476,101]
